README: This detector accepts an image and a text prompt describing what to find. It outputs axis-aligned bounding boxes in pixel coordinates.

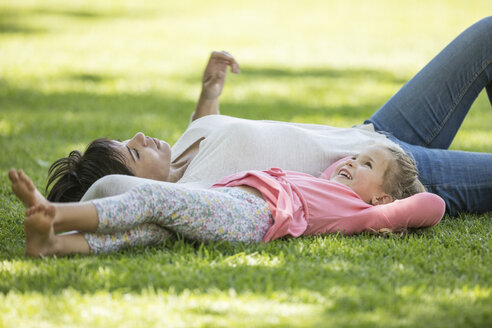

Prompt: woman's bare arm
[192,51,240,121]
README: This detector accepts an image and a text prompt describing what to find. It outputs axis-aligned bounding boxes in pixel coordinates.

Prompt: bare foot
[9,169,49,208]
[24,203,58,258]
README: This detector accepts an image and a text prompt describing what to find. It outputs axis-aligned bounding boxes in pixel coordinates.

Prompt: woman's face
[113,132,172,181]
[330,146,393,204]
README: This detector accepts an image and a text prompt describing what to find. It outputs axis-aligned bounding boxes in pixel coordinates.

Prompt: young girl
[9,145,445,258]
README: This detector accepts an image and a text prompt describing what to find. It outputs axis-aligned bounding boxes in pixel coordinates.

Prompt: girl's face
[113,132,172,181]
[330,146,393,205]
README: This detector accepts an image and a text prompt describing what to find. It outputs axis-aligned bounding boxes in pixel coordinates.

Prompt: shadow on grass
[240,66,409,85]
[0,22,46,35]
[226,99,377,123]
[0,5,151,35]
[0,10,47,35]
[0,81,194,142]
[64,73,117,83]
[33,8,123,20]
[181,65,410,90]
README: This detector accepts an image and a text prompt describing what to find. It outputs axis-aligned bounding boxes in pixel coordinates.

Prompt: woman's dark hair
[46,138,134,202]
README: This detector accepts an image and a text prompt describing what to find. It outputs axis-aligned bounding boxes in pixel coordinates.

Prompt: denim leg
[366,16,492,148]
[392,139,492,215]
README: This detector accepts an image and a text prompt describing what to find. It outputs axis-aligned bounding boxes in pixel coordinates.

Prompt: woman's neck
[167,161,190,183]
[167,137,204,183]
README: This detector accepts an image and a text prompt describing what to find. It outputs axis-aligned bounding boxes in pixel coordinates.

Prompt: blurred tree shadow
[240,66,409,85]
[0,5,148,35]
[0,11,47,34]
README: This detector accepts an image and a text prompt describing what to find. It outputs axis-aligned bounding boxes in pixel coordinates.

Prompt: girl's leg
[24,204,174,257]
[10,171,175,256]
[83,223,175,254]
[94,184,273,243]
[12,171,269,255]
[366,16,492,148]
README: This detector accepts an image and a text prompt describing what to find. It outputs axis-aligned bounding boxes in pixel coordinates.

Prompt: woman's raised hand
[201,51,240,100]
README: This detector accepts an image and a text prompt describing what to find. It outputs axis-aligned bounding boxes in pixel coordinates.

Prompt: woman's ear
[370,193,393,205]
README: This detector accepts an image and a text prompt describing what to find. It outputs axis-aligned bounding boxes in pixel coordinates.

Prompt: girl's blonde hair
[381,146,426,200]
[370,145,426,237]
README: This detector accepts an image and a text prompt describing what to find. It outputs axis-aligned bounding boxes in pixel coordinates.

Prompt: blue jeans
[365,17,492,215]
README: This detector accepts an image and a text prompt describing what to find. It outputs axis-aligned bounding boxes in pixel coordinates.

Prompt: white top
[82,115,398,200]
[173,115,397,188]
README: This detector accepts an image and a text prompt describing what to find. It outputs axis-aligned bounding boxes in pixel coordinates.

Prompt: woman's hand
[191,51,240,121]
[200,51,240,100]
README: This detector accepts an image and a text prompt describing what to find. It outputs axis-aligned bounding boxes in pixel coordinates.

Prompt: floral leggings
[83,184,273,254]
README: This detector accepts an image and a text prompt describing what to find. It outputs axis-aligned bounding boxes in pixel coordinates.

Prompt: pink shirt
[212,160,445,242]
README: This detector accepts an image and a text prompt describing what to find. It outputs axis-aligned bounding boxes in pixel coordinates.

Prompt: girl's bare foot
[8,169,49,208]
[24,203,58,258]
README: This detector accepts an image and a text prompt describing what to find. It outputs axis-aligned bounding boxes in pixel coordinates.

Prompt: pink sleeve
[326,192,446,235]
[318,157,350,180]
[371,192,445,230]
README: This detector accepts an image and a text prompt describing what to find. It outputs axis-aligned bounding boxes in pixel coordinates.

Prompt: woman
[48,17,492,215]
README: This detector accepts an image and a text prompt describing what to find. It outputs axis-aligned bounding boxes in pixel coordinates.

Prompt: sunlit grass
[0,285,489,328]
[0,290,323,328]
[1,0,491,327]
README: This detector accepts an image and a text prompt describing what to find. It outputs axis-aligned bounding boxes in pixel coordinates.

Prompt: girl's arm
[366,192,446,232]
[311,191,445,237]
[191,51,240,121]
[325,192,446,236]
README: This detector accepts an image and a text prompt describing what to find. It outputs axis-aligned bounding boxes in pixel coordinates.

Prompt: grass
[1,0,491,327]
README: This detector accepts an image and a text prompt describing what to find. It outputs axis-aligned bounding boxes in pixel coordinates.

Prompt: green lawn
[1,1,491,327]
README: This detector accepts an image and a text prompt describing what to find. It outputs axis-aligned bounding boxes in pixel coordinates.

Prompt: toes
[26,206,37,217]
[26,206,36,217]
[26,204,46,216]
[8,169,18,183]
[18,170,35,191]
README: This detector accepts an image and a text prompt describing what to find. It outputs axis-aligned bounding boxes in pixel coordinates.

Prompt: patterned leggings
[83,184,273,254]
